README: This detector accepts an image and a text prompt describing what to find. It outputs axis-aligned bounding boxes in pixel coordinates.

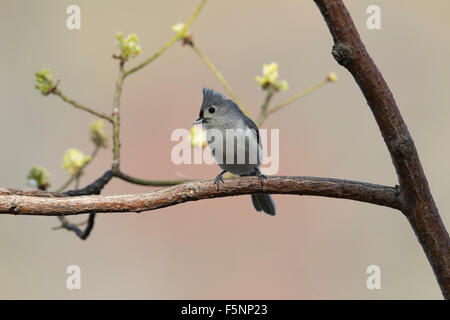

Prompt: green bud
[115,32,142,60]
[35,69,56,95]
[89,119,109,148]
[255,62,288,91]
[27,165,50,190]
[63,148,92,176]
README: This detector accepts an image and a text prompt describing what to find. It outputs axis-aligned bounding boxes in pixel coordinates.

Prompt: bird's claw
[213,172,225,191]
[255,169,267,187]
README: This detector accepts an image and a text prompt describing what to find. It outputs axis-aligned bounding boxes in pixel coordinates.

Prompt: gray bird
[194,88,276,216]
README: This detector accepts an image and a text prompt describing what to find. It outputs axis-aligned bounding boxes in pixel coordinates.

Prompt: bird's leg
[254,167,267,187]
[214,170,227,191]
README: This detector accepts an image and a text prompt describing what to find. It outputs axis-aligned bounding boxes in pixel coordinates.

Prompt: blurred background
[0,0,449,299]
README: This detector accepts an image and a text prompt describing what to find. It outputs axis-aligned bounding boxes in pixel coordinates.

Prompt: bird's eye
[208,107,215,113]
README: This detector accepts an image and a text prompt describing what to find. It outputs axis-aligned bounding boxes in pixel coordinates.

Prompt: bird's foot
[254,168,267,187]
[213,170,226,191]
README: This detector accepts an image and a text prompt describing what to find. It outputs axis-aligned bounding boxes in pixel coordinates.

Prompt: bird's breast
[206,127,262,175]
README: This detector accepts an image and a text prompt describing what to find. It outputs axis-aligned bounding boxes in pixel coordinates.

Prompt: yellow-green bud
[190,126,207,148]
[172,22,190,40]
[89,120,109,148]
[255,62,288,91]
[115,32,142,60]
[327,72,338,82]
[35,69,56,95]
[63,148,92,175]
[27,165,50,190]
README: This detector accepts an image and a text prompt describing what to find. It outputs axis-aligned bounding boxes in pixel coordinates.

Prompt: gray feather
[202,87,226,109]
[251,193,276,216]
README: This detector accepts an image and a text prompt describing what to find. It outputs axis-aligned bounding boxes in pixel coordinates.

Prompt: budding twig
[112,64,125,173]
[189,43,248,115]
[56,145,101,192]
[53,89,113,122]
[268,78,330,115]
[124,0,208,76]
[256,86,275,126]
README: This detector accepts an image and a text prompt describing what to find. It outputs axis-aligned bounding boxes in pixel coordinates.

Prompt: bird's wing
[241,116,260,146]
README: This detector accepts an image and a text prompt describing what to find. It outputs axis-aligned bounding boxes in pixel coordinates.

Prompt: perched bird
[194,88,276,215]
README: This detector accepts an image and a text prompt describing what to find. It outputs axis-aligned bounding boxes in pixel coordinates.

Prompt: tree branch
[55,171,113,239]
[314,0,449,298]
[0,176,399,216]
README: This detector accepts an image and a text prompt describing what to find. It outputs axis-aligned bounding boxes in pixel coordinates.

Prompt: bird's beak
[193,118,204,125]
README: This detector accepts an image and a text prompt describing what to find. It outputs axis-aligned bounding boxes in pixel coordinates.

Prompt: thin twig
[56,214,96,240]
[112,64,125,173]
[74,174,80,189]
[268,78,329,115]
[53,89,113,122]
[125,0,208,76]
[114,170,188,186]
[52,219,87,230]
[56,176,75,193]
[189,43,247,115]
[256,86,275,126]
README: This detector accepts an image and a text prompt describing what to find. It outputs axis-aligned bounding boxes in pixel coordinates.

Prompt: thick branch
[314,0,449,298]
[55,170,112,240]
[0,176,399,216]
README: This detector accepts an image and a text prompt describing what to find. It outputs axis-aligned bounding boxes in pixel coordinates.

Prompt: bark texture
[314,0,449,298]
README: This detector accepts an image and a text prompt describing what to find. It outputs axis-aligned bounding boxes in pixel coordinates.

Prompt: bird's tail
[251,193,276,216]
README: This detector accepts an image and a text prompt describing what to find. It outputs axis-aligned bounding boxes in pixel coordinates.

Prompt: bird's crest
[202,87,226,109]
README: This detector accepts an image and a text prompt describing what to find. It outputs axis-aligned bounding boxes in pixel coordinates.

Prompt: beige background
[0,0,449,299]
